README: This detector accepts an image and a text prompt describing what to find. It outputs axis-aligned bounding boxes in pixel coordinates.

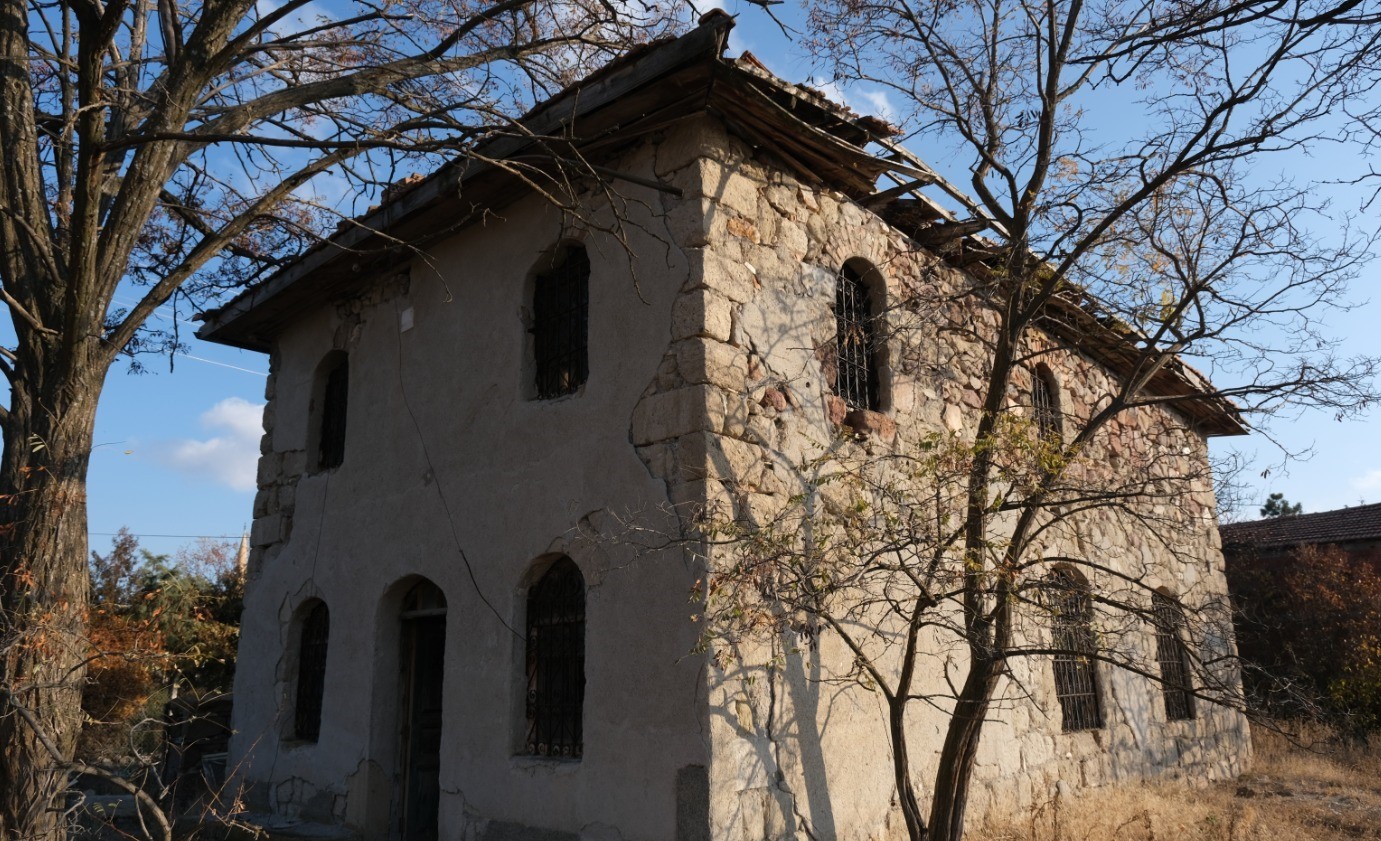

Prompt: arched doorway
[397,580,446,841]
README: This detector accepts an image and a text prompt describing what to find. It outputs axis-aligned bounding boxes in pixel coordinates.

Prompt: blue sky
[81,2,1381,558]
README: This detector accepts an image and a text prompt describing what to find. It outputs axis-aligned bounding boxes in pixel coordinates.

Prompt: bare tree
[689,1,1381,840]
[0,0,681,835]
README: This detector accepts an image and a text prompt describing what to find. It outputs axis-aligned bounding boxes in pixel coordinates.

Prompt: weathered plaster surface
[231,135,714,840]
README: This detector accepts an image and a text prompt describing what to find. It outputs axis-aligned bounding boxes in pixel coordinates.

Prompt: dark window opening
[1152,592,1197,721]
[1033,367,1060,441]
[317,355,348,470]
[834,264,881,411]
[294,601,330,741]
[533,247,590,399]
[525,557,585,758]
[1048,569,1104,732]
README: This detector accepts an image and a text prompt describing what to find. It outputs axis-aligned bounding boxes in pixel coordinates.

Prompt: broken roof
[1220,503,1381,550]
[195,9,1245,436]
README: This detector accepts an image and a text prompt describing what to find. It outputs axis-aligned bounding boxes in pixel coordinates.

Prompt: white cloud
[806,78,897,122]
[808,76,848,106]
[150,397,264,492]
[856,90,897,121]
[1350,469,1381,500]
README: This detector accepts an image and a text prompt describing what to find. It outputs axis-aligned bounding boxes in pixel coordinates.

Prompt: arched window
[1032,365,1061,442]
[1047,568,1104,732]
[525,557,586,758]
[402,580,447,618]
[834,262,881,411]
[1152,591,1196,721]
[532,245,590,399]
[314,352,349,471]
[294,601,330,741]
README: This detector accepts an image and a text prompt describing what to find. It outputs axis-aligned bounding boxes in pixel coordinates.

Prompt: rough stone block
[256,453,283,486]
[667,478,734,518]
[671,290,734,344]
[282,449,308,477]
[758,388,788,412]
[636,443,674,478]
[251,514,283,548]
[666,198,713,248]
[699,159,761,218]
[825,395,849,427]
[676,432,762,483]
[844,409,897,444]
[676,339,747,391]
[705,386,753,438]
[943,404,964,432]
[775,217,809,259]
[695,251,758,303]
[253,488,275,519]
[631,387,709,445]
[725,216,759,244]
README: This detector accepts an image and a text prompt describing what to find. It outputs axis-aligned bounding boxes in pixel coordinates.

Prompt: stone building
[197,12,1252,841]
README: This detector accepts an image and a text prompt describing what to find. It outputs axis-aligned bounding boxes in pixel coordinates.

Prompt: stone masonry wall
[666,119,1252,840]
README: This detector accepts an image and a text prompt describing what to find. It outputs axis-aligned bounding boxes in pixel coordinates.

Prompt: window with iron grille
[834,264,880,411]
[1152,592,1197,721]
[294,601,330,742]
[1047,569,1104,732]
[532,246,589,399]
[525,557,585,758]
[1032,367,1060,441]
[317,355,348,470]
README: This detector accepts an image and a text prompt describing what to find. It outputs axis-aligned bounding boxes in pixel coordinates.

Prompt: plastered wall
[230,132,720,841]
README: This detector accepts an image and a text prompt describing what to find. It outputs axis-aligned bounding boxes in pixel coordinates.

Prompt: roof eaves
[196,12,738,349]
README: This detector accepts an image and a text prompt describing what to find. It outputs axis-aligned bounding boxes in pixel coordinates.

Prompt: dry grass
[984,723,1381,840]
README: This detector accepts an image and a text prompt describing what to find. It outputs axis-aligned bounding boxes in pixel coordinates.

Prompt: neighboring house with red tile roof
[1220,503,1381,729]
[1220,502,1381,571]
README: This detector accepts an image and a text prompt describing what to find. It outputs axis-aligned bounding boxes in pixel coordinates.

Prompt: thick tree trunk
[0,365,104,839]
[926,657,1003,841]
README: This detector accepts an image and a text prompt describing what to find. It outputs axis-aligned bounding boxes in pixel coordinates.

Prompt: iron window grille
[317,356,348,470]
[1152,592,1197,721]
[1032,368,1060,441]
[294,601,330,741]
[532,247,590,399]
[525,557,585,758]
[1047,569,1105,732]
[834,264,880,411]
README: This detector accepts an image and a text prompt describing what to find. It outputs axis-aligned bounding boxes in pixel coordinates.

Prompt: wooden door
[400,615,445,841]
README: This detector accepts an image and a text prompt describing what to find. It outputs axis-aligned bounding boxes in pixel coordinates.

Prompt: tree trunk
[889,697,928,841]
[927,657,1003,841]
[0,361,104,839]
